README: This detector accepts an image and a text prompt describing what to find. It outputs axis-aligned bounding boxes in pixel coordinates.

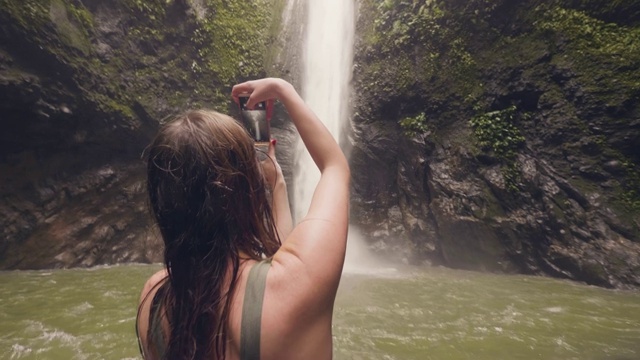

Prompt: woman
[136,78,350,359]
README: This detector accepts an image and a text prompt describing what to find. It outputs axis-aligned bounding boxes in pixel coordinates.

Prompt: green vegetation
[620,160,640,212]
[470,106,526,162]
[470,106,526,192]
[357,0,484,125]
[535,5,640,211]
[535,6,640,105]
[49,0,93,54]
[67,2,94,30]
[370,0,447,51]
[399,113,429,137]
[0,0,50,31]
[120,0,167,20]
[358,0,639,215]
[193,0,272,87]
[537,7,640,54]
[263,0,289,74]
[0,0,95,52]
[0,0,279,120]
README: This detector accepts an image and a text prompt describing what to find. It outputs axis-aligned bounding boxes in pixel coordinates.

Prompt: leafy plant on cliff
[399,113,430,137]
[0,0,49,31]
[0,0,278,121]
[535,6,640,103]
[619,159,640,213]
[357,0,483,121]
[535,6,640,212]
[122,0,167,19]
[537,6,640,56]
[372,0,447,49]
[471,106,526,191]
[471,106,525,159]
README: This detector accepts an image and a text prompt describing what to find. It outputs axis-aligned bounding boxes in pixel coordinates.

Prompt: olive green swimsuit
[136,260,271,360]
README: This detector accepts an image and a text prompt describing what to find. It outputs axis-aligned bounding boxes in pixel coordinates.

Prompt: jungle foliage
[0,0,280,119]
[470,106,527,191]
[359,0,640,210]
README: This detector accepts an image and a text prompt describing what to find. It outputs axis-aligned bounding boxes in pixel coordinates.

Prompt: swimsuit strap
[240,260,271,360]
[135,278,167,359]
[148,285,167,358]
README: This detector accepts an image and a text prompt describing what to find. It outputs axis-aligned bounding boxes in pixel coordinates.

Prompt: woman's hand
[233,78,294,239]
[232,78,292,109]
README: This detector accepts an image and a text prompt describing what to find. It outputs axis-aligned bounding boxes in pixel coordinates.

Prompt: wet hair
[146,110,281,359]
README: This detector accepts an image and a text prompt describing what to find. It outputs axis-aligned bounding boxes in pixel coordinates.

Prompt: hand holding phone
[238,95,270,147]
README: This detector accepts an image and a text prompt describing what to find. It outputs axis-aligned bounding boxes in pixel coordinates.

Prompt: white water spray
[293,0,355,221]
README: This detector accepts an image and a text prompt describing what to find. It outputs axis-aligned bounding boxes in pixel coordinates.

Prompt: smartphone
[238,95,270,149]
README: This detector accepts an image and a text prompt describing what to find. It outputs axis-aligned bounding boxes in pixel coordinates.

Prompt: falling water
[293,0,355,221]
[288,0,384,273]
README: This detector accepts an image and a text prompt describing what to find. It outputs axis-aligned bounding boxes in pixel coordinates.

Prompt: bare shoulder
[139,268,168,304]
[261,259,335,359]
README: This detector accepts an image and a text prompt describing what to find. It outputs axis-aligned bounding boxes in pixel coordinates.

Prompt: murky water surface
[1,265,639,359]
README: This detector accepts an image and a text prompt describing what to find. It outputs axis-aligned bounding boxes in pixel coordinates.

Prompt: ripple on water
[68,302,94,316]
[554,336,578,353]
[3,264,640,360]
[20,320,96,360]
[40,328,79,345]
[582,297,606,306]
[10,344,32,359]
[543,306,564,313]
[103,290,124,298]
[117,316,137,327]
[25,320,78,346]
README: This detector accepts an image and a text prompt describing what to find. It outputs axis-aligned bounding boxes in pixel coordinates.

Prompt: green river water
[1,264,639,360]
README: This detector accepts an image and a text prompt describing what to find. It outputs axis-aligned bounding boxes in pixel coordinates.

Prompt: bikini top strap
[240,259,272,360]
[135,277,167,359]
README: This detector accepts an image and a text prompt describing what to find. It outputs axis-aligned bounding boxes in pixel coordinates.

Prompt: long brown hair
[146,110,281,359]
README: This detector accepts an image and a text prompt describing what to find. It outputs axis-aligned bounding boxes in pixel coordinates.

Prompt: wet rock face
[0,163,158,268]
[0,0,284,269]
[350,119,438,265]
[0,26,157,264]
[351,0,640,288]
[0,36,161,267]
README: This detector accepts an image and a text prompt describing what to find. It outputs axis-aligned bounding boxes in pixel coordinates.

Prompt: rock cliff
[2,0,639,289]
[0,0,287,268]
[350,0,640,288]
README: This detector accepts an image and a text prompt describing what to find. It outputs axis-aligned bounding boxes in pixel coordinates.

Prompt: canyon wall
[0,0,288,268]
[350,0,640,288]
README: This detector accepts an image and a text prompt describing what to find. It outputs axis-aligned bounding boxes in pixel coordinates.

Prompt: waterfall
[293,0,355,221]
[286,0,390,274]
[279,0,391,273]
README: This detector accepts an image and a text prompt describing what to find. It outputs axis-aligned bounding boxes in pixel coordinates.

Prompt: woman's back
[137,78,349,359]
[138,258,338,359]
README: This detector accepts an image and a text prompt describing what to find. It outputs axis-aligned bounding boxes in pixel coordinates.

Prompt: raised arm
[232,78,350,305]
[262,139,293,240]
